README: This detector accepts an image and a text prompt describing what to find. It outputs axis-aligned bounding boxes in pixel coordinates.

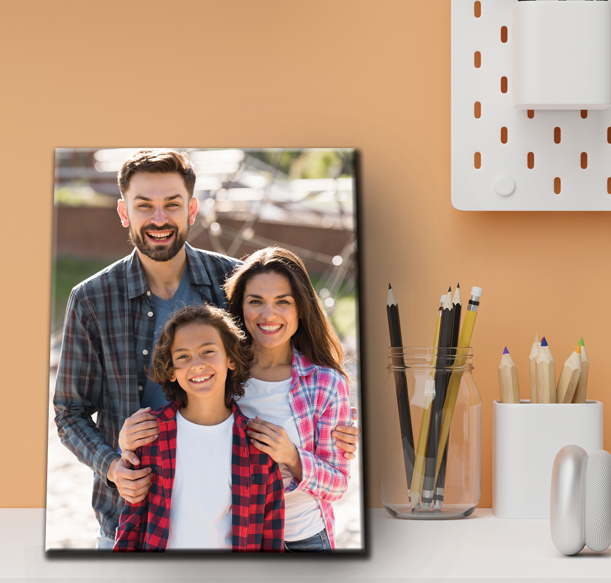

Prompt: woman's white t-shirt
[238,377,325,541]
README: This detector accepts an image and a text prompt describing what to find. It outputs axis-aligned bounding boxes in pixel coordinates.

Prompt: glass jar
[380,347,481,519]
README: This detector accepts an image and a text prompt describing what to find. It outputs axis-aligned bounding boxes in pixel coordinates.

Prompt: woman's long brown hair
[223,246,346,377]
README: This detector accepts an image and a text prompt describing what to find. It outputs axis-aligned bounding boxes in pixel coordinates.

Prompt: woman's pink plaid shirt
[285,348,352,549]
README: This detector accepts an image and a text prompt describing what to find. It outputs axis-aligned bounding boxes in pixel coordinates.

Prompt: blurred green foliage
[329,295,357,340]
[52,256,117,334]
[55,186,116,207]
[249,149,353,180]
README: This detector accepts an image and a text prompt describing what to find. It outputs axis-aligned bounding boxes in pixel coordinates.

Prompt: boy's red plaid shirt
[113,400,285,552]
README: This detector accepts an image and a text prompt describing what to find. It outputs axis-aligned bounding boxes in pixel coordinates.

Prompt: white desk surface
[2,508,611,582]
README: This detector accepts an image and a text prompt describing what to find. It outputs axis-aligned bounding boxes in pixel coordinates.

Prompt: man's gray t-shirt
[140,264,203,410]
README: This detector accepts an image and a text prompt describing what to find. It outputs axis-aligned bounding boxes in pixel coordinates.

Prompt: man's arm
[53,288,119,485]
[108,458,153,503]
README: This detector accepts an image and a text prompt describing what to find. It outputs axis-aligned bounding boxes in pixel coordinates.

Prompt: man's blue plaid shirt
[53,243,240,538]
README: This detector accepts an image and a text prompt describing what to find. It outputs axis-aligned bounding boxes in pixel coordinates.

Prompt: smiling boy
[114,304,284,551]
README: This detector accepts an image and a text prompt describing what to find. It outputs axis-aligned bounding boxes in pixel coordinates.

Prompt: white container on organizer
[493,400,603,519]
[513,1,611,110]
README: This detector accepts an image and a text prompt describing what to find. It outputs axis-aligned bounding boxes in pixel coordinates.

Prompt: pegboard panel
[451,0,611,211]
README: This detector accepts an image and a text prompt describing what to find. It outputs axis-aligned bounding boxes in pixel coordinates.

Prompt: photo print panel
[47,148,363,552]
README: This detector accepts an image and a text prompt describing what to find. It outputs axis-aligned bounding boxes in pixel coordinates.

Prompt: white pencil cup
[513,1,611,109]
[493,400,603,519]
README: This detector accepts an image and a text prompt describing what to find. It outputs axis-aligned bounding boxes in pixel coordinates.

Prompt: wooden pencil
[386,284,416,488]
[434,284,462,508]
[434,286,482,485]
[410,294,445,510]
[557,344,582,403]
[499,347,520,403]
[536,337,556,403]
[421,290,454,511]
[450,284,462,348]
[529,334,541,403]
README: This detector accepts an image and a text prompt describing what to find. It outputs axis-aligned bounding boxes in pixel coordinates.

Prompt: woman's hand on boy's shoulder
[119,407,160,456]
[333,408,360,460]
[246,417,303,481]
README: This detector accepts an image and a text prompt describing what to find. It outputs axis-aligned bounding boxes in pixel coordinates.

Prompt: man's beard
[128,223,189,262]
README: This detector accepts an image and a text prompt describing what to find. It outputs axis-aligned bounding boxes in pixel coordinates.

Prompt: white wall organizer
[451,0,611,211]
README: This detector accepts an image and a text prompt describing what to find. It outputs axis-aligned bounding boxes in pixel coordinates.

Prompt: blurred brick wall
[54,207,356,277]
[54,206,131,260]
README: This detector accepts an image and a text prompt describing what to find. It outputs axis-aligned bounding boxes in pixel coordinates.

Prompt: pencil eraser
[471,286,483,298]
[424,379,436,398]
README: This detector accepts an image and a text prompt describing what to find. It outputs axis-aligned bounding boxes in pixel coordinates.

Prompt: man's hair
[117,149,196,198]
[224,246,346,377]
[148,304,253,408]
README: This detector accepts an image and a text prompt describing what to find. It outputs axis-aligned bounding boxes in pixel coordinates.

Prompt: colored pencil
[499,347,520,403]
[529,334,541,403]
[573,338,589,404]
[556,344,582,403]
[386,284,416,488]
[536,337,556,403]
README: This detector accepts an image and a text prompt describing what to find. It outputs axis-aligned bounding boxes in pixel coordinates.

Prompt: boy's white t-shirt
[238,377,325,541]
[166,410,233,550]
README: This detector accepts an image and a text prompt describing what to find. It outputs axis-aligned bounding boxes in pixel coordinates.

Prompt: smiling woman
[223,247,352,551]
[243,272,300,359]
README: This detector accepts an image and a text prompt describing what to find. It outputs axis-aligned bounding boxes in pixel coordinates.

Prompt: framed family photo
[46,147,364,553]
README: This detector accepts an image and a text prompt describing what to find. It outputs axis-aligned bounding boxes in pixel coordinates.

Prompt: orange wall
[3,0,609,510]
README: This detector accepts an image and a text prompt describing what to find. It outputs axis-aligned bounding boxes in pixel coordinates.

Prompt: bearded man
[53,150,242,548]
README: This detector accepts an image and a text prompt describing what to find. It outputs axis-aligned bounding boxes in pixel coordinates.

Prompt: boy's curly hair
[148,304,253,408]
